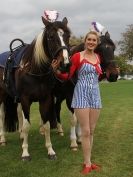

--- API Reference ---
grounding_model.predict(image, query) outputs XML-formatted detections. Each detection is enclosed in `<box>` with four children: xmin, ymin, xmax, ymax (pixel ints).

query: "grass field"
<box><xmin>0</xmin><ymin>80</ymin><xmax>133</xmax><ymax>177</ymax></box>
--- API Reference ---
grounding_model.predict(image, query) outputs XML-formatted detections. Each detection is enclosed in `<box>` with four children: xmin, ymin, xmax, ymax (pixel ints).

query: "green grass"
<box><xmin>0</xmin><ymin>80</ymin><xmax>133</xmax><ymax>177</ymax></box>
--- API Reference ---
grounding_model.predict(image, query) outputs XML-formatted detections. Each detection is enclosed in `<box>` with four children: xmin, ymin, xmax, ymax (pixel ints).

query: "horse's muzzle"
<box><xmin>107</xmin><ymin>73</ymin><xmax>118</xmax><ymax>82</ymax></box>
<box><xmin>59</xmin><ymin>62</ymin><xmax>71</xmax><ymax>73</ymax></box>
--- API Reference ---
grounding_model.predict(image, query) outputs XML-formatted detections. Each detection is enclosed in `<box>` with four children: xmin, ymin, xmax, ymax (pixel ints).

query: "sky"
<box><xmin>0</xmin><ymin>0</ymin><xmax>133</xmax><ymax>53</ymax></box>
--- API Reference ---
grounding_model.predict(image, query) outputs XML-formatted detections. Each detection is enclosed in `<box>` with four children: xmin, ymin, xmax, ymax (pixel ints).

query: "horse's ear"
<box><xmin>105</xmin><ymin>31</ymin><xmax>110</xmax><ymax>39</ymax></box>
<box><xmin>41</xmin><ymin>16</ymin><xmax>50</xmax><ymax>26</ymax></box>
<box><xmin>62</xmin><ymin>17</ymin><xmax>68</xmax><ymax>26</ymax></box>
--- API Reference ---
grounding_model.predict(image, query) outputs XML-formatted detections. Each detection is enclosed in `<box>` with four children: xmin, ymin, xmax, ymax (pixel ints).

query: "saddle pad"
<box><xmin>0</xmin><ymin>46</ymin><xmax>27</xmax><ymax>68</ymax></box>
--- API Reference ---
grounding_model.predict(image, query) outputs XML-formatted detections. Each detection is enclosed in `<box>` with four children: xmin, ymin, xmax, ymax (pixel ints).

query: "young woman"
<box><xmin>52</xmin><ymin>31</ymin><xmax>102</xmax><ymax>175</ymax></box>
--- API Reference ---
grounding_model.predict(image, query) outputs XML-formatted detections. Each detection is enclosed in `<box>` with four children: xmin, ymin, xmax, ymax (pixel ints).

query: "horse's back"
<box><xmin>0</xmin><ymin>46</ymin><xmax>27</xmax><ymax>69</ymax></box>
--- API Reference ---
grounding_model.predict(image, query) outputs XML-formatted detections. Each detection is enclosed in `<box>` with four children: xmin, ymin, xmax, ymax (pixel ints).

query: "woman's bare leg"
<box><xmin>75</xmin><ymin>108</ymin><xmax>91</xmax><ymax>166</ymax></box>
<box><xmin>89</xmin><ymin>108</ymin><xmax>100</xmax><ymax>156</ymax></box>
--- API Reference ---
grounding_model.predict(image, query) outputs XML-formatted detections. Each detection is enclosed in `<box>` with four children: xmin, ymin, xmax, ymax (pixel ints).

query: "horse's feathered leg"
<box><xmin>55</xmin><ymin>98</ymin><xmax>64</xmax><ymax>136</ymax></box>
<box><xmin>39</xmin><ymin>118</ymin><xmax>45</xmax><ymax>135</ymax></box>
<box><xmin>17</xmin><ymin>103</ymin><xmax>24</xmax><ymax>139</ymax></box>
<box><xmin>39</xmin><ymin>98</ymin><xmax>56</xmax><ymax>160</ymax></box>
<box><xmin>21</xmin><ymin>115</ymin><xmax>30</xmax><ymax>161</ymax></box>
<box><xmin>70</xmin><ymin>113</ymin><xmax>78</xmax><ymax>151</ymax></box>
<box><xmin>57</xmin><ymin>122</ymin><xmax>64</xmax><ymax>136</ymax></box>
<box><xmin>21</xmin><ymin>99</ymin><xmax>31</xmax><ymax>161</ymax></box>
<box><xmin>43</xmin><ymin>121</ymin><xmax>56</xmax><ymax>159</ymax></box>
<box><xmin>0</xmin><ymin>103</ymin><xmax>6</xmax><ymax>146</ymax></box>
<box><xmin>65</xmin><ymin>95</ymin><xmax>78</xmax><ymax>150</ymax></box>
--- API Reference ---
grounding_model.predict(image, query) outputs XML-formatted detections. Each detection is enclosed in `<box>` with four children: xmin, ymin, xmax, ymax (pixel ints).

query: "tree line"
<box><xmin>70</xmin><ymin>25</ymin><xmax>133</xmax><ymax>76</ymax></box>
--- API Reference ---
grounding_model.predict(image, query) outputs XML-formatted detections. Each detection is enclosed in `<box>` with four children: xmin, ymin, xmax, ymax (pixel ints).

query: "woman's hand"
<box><xmin>51</xmin><ymin>59</ymin><xmax>61</xmax><ymax>74</ymax></box>
<box><xmin>51</xmin><ymin>59</ymin><xmax>59</xmax><ymax>71</ymax></box>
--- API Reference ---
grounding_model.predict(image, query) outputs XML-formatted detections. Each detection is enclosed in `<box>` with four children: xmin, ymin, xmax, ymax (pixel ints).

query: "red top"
<box><xmin>57</xmin><ymin>52</ymin><xmax>102</xmax><ymax>80</ymax></box>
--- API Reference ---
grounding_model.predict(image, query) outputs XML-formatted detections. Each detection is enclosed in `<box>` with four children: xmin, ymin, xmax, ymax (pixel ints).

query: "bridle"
<box><xmin>44</xmin><ymin>29</ymin><xmax>69</xmax><ymax>60</ymax></box>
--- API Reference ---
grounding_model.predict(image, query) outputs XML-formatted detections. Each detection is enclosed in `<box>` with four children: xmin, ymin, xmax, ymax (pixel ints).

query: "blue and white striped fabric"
<box><xmin>71</xmin><ymin>62</ymin><xmax>102</xmax><ymax>109</ymax></box>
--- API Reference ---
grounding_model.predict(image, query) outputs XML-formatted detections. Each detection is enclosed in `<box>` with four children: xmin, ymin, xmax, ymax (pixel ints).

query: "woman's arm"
<box><xmin>55</xmin><ymin>53</ymin><xmax>80</xmax><ymax>80</ymax></box>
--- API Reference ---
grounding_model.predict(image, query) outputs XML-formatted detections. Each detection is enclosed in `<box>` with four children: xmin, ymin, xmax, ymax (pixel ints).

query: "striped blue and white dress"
<box><xmin>71</xmin><ymin>60</ymin><xmax>102</xmax><ymax>109</ymax></box>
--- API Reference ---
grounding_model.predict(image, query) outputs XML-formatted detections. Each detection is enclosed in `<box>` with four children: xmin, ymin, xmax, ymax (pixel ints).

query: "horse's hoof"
<box><xmin>48</xmin><ymin>154</ymin><xmax>57</xmax><ymax>160</ymax></box>
<box><xmin>40</xmin><ymin>131</ymin><xmax>45</xmax><ymax>136</ymax></box>
<box><xmin>70</xmin><ymin>146</ymin><xmax>78</xmax><ymax>151</ymax></box>
<box><xmin>0</xmin><ymin>142</ymin><xmax>6</xmax><ymax>146</ymax></box>
<box><xmin>58</xmin><ymin>132</ymin><xmax>64</xmax><ymax>136</ymax></box>
<box><xmin>21</xmin><ymin>156</ymin><xmax>31</xmax><ymax>161</ymax></box>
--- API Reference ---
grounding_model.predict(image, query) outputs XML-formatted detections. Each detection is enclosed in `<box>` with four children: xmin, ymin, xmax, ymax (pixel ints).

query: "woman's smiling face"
<box><xmin>85</xmin><ymin>33</ymin><xmax>98</xmax><ymax>51</ymax></box>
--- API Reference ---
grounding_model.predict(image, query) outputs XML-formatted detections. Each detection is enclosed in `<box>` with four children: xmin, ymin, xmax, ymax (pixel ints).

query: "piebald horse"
<box><xmin>0</xmin><ymin>16</ymin><xmax>71</xmax><ymax>160</ymax></box>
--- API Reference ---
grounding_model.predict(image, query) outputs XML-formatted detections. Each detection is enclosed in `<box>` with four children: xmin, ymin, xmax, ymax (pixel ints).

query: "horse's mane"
<box><xmin>34</xmin><ymin>31</ymin><xmax>48</xmax><ymax>65</ymax></box>
<box><xmin>21</xmin><ymin>31</ymin><xmax>48</xmax><ymax>68</ymax></box>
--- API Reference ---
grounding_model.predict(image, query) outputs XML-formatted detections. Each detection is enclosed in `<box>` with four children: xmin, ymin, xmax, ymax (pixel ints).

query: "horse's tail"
<box><xmin>4</xmin><ymin>95</ymin><xmax>18</xmax><ymax>132</ymax></box>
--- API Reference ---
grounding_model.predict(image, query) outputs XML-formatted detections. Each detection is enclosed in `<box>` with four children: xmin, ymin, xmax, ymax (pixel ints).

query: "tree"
<box><xmin>115</xmin><ymin>55</ymin><xmax>133</xmax><ymax>75</ymax></box>
<box><xmin>115</xmin><ymin>55</ymin><xmax>127</xmax><ymax>75</ymax></box>
<box><xmin>119</xmin><ymin>24</ymin><xmax>133</xmax><ymax>60</ymax></box>
<box><xmin>70</xmin><ymin>35</ymin><xmax>83</xmax><ymax>46</ymax></box>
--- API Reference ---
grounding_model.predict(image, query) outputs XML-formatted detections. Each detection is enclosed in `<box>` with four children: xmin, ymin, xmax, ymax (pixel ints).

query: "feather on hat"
<box><xmin>91</xmin><ymin>22</ymin><xmax>105</xmax><ymax>34</ymax></box>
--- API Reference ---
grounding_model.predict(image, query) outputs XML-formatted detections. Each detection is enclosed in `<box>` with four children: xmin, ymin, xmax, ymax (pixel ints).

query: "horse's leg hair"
<box><xmin>39</xmin><ymin>98</ymin><xmax>56</xmax><ymax>159</ymax></box>
<box><xmin>21</xmin><ymin>99</ymin><xmax>31</xmax><ymax>160</ymax></box>
<box><xmin>0</xmin><ymin>103</ymin><xmax>6</xmax><ymax>145</ymax></box>
<box><xmin>21</xmin><ymin>112</ymin><xmax>30</xmax><ymax>159</ymax></box>
<box><xmin>39</xmin><ymin>117</ymin><xmax>45</xmax><ymax>135</ymax></box>
<box><xmin>43</xmin><ymin>121</ymin><xmax>56</xmax><ymax>156</ymax></box>
<box><xmin>55</xmin><ymin>97</ymin><xmax>64</xmax><ymax>136</ymax></box>
<box><xmin>70</xmin><ymin>112</ymin><xmax>78</xmax><ymax>150</ymax></box>
<box><xmin>17</xmin><ymin>103</ymin><xmax>24</xmax><ymax>139</ymax></box>
<box><xmin>66</xmin><ymin>96</ymin><xmax>78</xmax><ymax>150</ymax></box>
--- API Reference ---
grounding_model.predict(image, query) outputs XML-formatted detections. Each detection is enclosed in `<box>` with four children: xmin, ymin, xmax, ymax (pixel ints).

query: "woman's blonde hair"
<box><xmin>84</xmin><ymin>31</ymin><xmax>100</xmax><ymax>44</ymax></box>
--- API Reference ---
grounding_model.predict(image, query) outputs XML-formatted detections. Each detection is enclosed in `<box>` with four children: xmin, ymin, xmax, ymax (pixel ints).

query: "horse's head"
<box><xmin>95</xmin><ymin>32</ymin><xmax>119</xmax><ymax>82</ymax></box>
<box><xmin>42</xmin><ymin>16</ymin><xmax>71</xmax><ymax>71</ymax></box>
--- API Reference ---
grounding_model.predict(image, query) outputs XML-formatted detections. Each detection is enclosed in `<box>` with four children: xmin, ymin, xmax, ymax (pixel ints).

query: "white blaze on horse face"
<box><xmin>57</xmin><ymin>29</ymin><xmax>69</xmax><ymax>64</ymax></box>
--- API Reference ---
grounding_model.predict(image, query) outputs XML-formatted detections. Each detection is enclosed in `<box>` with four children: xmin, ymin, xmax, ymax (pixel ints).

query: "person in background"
<box><xmin>52</xmin><ymin>30</ymin><xmax>102</xmax><ymax>175</ymax></box>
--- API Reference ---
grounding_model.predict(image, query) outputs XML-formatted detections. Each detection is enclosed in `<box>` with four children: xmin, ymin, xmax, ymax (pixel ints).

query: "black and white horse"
<box><xmin>0</xmin><ymin>16</ymin><xmax>71</xmax><ymax>160</ymax></box>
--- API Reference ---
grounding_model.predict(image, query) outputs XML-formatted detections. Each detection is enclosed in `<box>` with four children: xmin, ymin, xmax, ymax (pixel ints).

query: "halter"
<box><xmin>44</xmin><ymin>28</ymin><xmax>69</xmax><ymax>60</ymax></box>
<box><xmin>53</xmin><ymin>46</ymin><xmax>69</xmax><ymax>58</ymax></box>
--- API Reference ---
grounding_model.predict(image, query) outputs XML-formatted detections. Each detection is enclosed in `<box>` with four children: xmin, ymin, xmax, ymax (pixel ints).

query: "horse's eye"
<box><xmin>60</xmin><ymin>31</ymin><xmax>64</xmax><ymax>36</ymax></box>
<box><xmin>58</xmin><ymin>29</ymin><xmax>64</xmax><ymax>36</ymax></box>
<box><xmin>105</xmin><ymin>44</ymin><xmax>109</xmax><ymax>48</ymax></box>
